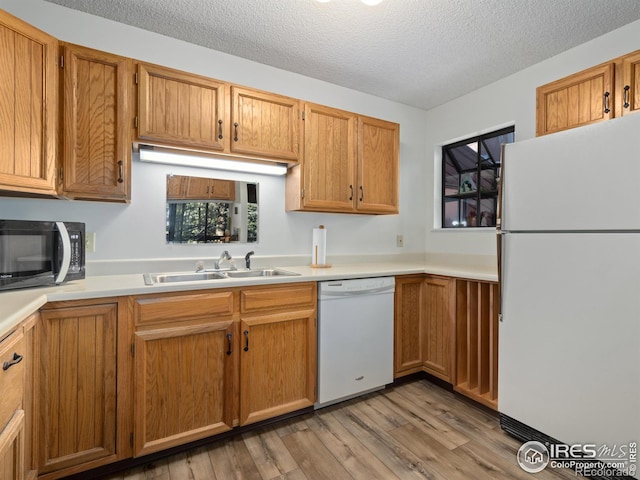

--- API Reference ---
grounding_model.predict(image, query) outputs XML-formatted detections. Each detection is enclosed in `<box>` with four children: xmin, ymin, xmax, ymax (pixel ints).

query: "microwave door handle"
<box><xmin>55</xmin><ymin>222</ymin><xmax>71</xmax><ymax>284</ymax></box>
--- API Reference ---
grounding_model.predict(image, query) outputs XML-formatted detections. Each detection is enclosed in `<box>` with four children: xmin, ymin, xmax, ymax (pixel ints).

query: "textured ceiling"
<box><xmin>43</xmin><ymin>0</ymin><xmax>640</xmax><ymax>110</ymax></box>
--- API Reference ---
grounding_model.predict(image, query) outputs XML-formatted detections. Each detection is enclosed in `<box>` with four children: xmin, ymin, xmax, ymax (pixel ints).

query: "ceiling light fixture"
<box><xmin>138</xmin><ymin>147</ymin><xmax>289</xmax><ymax>176</ymax></box>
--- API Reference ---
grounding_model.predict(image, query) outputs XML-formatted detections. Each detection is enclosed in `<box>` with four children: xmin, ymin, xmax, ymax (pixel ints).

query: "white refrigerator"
<box><xmin>499</xmin><ymin>113</ymin><xmax>640</xmax><ymax>477</ymax></box>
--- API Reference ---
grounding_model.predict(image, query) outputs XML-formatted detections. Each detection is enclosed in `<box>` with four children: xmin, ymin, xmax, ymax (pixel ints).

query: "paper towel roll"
<box><xmin>312</xmin><ymin>225</ymin><xmax>327</xmax><ymax>266</ymax></box>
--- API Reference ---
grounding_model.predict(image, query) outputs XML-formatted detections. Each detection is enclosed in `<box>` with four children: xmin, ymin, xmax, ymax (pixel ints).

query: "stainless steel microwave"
<box><xmin>0</xmin><ymin>220</ymin><xmax>85</xmax><ymax>291</ymax></box>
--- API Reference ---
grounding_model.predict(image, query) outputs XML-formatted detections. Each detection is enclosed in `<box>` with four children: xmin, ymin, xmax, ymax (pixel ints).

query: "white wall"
<box><xmin>423</xmin><ymin>18</ymin><xmax>640</xmax><ymax>256</ymax></box>
<box><xmin>0</xmin><ymin>0</ymin><xmax>428</xmax><ymax>269</ymax></box>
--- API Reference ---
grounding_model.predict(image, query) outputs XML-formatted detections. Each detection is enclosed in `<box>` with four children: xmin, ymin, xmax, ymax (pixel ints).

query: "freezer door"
<box><xmin>502</xmin><ymin>114</ymin><xmax>640</xmax><ymax>231</ymax></box>
<box><xmin>499</xmin><ymin>232</ymin><xmax>640</xmax><ymax>449</ymax></box>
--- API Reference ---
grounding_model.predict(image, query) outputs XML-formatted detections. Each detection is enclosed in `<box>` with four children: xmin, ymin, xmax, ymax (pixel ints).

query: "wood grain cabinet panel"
<box><xmin>0</xmin><ymin>9</ymin><xmax>57</xmax><ymax>196</ymax></box>
<box><xmin>394</xmin><ymin>275</ymin><xmax>424</xmax><ymax>377</ymax></box>
<box><xmin>537</xmin><ymin>62</ymin><xmax>615</xmax><ymax>136</ymax></box>
<box><xmin>356</xmin><ymin>115</ymin><xmax>399</xmax><ymax>214</ymax></box>
<box><xmin>286</xmin><ymin>105</ymin><xmax>399</xmax><ymax>214</ymax></box>
<box><xmin>37</xmin><ymin>303</ymin><xmax>118</xmax><ymax>476</ymax></box>
<box><xmin>422</xmin><ymin>276</ymin><xmax>455</xmax><ymax>382</ymax></box>
<box><xmin>230</xmin><ymin>86</ymin><xmax>301</xmax><ymax>161</ymax></box>
<box><xmin>239</xmin><ymin>283</ymin><xmax>317</xmax><ymax>426</ymax></box>
<box><xmin>130</xmin><ymin>290</ymin><xmax>238</xmax><ymax>457</ymax></box>
<box><xmin>620</xmin><ymin>50</ymin><xmax>640</xmax><ymax>116</ymax></box>
<box><xmin>0</xmin><ymin>411</ymin><xmax>25</xmax><ymax>480</ymax></box>
<box><xmin>291</xmin><ymin>103</ymin><xmax>357</xmax><ymax>212</ymax></box>
<box><xmin>60</xmin><ymin>43</ymin><xmax>132</xmax><ymax>202</ymax></box>
<box><xmin>137</xmin><ymin>63</ymin><xmax>226</xmax><ymax>151</ymax></box>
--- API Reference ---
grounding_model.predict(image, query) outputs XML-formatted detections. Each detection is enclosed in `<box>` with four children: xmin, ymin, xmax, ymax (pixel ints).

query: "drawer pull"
<box><xmin>3</xmin><ymin>352</ymin><xmax>23</xmax><ymax>371</ymax></box>
<box><xmin>623</xmin><ymin>85</ymin><xmax>630</xmax><ymax>109</ymax></box>
<box><xmin>226</xmin><ymin>333</ymin><xmax>232</xmax><ymax>356</ymax></box>
<box><xmin>243</xmin><ymin>330</ymin><xmax>249</xmax><ymax>352</ymax></box>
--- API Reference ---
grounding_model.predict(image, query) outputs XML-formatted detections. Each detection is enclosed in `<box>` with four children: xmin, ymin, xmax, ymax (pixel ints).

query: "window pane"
<box><xmin>479</xmin><ymin>199</ymin><xmax>497</xmax><ymax>227</ymax></box>
<box><xmin>443</xmin><ymin>198</ymin><xmax>461</xmax><ymax>227</ymax></box>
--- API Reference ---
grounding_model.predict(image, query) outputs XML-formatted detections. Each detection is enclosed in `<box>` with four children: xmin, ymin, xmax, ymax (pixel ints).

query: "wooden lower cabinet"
<box><xmin>130</xmin><ymin>290</ymin><xmax>238</xmax><ymax>457</ymax></box>
<box><xmin>239</xmin><ymin>283</ymin><xmax>317</xmax><ymax>426</ymax></box>
<box><xmin>134</xmin><ymin>291</ymin><xmax>238</xmax><ymax>456</ymax></box>
<box><xmin>394</xmin><ymin>275</ymin><xmax>454</xmax><ymax>382</ymax></box>
<box><xmin>394</xmin><ymin>275</ymin><xmax>424</xmax><ymax>376</ymax></box>
<box><xmin>422</xmin><ymin>276</ymin><xmax>455</xmax><ymax>382</ymax></box>
<box><xmin>37</xmin><ymin>300</ymin><xmax>123</xmax><ymax>479</ymax></box>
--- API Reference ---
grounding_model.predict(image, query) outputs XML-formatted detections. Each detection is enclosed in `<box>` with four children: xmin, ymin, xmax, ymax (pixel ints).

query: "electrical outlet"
<box><xmin>85</xmin><ymin>232</ymin><xmax>96</xmax><ymax>253</ymax></box>
<box><xmin>396</xmin><ymin>234</ymin><xmax>404</xmax><ymax>247</ymax></box>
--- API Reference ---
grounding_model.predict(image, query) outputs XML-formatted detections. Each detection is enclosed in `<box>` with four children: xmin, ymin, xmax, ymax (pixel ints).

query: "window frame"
<box><xmin>441</xmin><ymin>126</ymin><xmax>514</xmax><ymax>229</ymax></box>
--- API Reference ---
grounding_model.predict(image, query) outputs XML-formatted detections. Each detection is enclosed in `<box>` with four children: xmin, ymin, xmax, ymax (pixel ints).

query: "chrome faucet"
<box><xmin>244</xmin><ymin>251</ymin><xmax>255</xmax><ymax>269</ymax></box>
<box><xmin>214</xmin><ymin>250</ymin><xmax>236</xmax><ymax>270</ymax></box>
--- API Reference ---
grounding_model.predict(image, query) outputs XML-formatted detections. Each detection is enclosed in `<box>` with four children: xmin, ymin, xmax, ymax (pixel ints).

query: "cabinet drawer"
<box><xmin>241</xmin><ymin>283</ymin><xmax>316</xmax><ymax>313</ymax></box>
<box><xmin>135</xmin><ymin>290</ymin><xmax>237</xmax><ymax>325</ymax></box>
<box><xmin>0</xmin><ymin>330</ymin><xmax>25</xmax><ymax>429</ymax></box>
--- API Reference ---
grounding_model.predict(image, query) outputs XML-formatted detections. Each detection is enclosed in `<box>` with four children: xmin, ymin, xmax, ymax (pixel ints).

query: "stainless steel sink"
<box><xmin>143</xmin><ymin>271</ymin><xmax>227</xmax><ymax>285</ymax></box>
<box><xmin>225</xmin><ymin>268</ymin><xmax>300</xmax><ymax>278</ymax></box>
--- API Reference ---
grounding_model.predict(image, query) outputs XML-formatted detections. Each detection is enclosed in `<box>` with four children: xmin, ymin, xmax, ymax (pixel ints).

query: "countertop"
<box><xmin>0</xmin><ymin>258</ymin><xmax>498</xmax><ymax>338</ymax></box>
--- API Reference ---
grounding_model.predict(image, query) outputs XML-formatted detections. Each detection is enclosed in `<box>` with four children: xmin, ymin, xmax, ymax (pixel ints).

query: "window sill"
<box><xmin>432</xmin><ymin>227</ymin><xmax>497</xmax><ymax>233</ymax></box>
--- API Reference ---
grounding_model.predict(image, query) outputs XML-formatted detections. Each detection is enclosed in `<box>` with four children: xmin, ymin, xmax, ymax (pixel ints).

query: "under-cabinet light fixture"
<box><xmin>138</xmin><ymin>147</ymin><xmax>289</xmax><ymax>176</ymax></box>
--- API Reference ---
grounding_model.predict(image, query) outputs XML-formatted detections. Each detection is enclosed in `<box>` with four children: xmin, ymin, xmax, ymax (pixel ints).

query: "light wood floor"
<box><xmin>104</xmin><ymin>379</ymin><xmax>575</xmax><ymax>480</ymax></box>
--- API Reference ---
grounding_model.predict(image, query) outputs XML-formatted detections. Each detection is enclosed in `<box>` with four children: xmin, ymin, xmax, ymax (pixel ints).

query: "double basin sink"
<box><xmin>143</xmin><ymin>268</ymin><xmax>300</xmax><ymax>285</ymax></box>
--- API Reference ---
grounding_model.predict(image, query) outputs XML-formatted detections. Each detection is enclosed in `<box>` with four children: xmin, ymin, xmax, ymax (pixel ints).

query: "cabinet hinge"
<box><xmin>301</xmin><ymin>110</ymin><xmax>305</xmax><ymax>121</ymax></box>
<box><xmin>130</xmin><ymin>432</ymin><xmax>134</xmax><ymax>448</ymax></box>
<box><xmin>59</xmin><ymin>55</ymin><xmax>64</xmax><ymax>68</ymax></box>
<box><xmin>134</xmin><ymin>116</ymin><xmax>138</xmax><ymax>129</ymax></box>
<box><xmin>131</xmin><ymin>343</ymin><xmax>135</xmax><ymax>356</ymax></box>
<box><xmin>58</xmin><ymin>167</ymin><xmax>63</xmax><ymax>182</ymax></box>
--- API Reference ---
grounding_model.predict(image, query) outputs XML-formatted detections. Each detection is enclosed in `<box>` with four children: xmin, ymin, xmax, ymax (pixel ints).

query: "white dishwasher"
<box><xmin>316</xmin><ymin>276</ymin><xmax>395</xmax><ymax>409</ymax></box>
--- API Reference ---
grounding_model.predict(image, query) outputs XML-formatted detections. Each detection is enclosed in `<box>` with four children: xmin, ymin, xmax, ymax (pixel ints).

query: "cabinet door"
<box><xmin>38</xmin><ymin>304</ymin><xmax>118</xmax><ymax>475</ymax></box>
<box><xmin>423</xmin><ymin>276</ymin><xmax>455</xmax><ymax>382</ymax></box>
<box><xmin>621</xmin><ymin>50</ymin><xmax>640</xmax><ymax>117</ymax></box>
<box><xmin>394</xmin><ymin>275</ymin><xmax>424</xmax><ymax>378</ymax></box>
<box><xmin>536</xmin><ymin>62</ymin><xmax>615</xmax><ymax>136</ymax></box>
<box><xmin>356</xmin><ymin>116</ymin><xmax>399</xmax><ymax>214</ymax></box>
<box><xmin>133</xmin><ymin>321</ymin><xmax>235</xmax><ymax>457</ymax></box>
<box><xmin>0</xmin><ymin>10</ymin><xmax>57</xmax><ymax>196</ymax></box>
<box><xmin>61</xmin><ymin>43</ymin><xmax>131</xmax><ymax>201</ymax></box>
<box><xmin>300</xmin><ymin>103</ymin><xmax>357</xmax><ymax>212</ymax></box>
<box><xmin>239</xmin><ymin>309</ymin><xmax>316</xmax><ymax>426</ymax></box>
<box><xmin>137</xmin><ymin>63</ymin><xmax>226</xmax><ymax>151</ymax></box>
<box><xmin>0</xmin><ymin>411</ymin><xmax>25</xmax><ymax>480</ymax></box>
<box><xmin>231</xmin><ymin>86</ymin><xmax>300</xmax><ymax>161</ymax></box>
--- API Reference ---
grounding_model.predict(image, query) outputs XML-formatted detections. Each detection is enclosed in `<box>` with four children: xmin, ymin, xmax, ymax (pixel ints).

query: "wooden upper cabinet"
<box><xmin>60</xmin><ymin>43</ymin><xmax>132</xmax><ymax>202</ymax></box>
<box><xmin>537</xmin><ymin>62</ymin><xmax>615</xmax><ymax>136</ymax></box>
<box><xmin>230</xmin><ymin>86</ymin><xmax>301</xmax><ymax>161</ymax></box>
<box><xmin>136</xmin><ymin>63</ymin><xmax>226</xmax><ymax>151</ymax></box>
<box><xmin>286</xmin><ymin>105</ymin><xmax>399</xmax><ymax>215</ymax></box>
<box><xmin>298</xmin><ymin>103</ymin><xmax>357</xmax><ymax>212</ymax></box>
<box><xmin>620</xmin><ymin>50</ymin><xmax>640</xmax><ymax>116</ymax></box>
<box><xmin>0</xmin><ymin>9</ymin><xmax>57</xmax><ymax>196</ymax></box>
<box><xmin>184</xmin><ymin>176</ymin><xmax>235</xmax><ymax>201</ymax></box>
<box><xmin>357</xmin><ymin>115</ymin><xmax>399</xmax><ymax>214</ymax></box>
